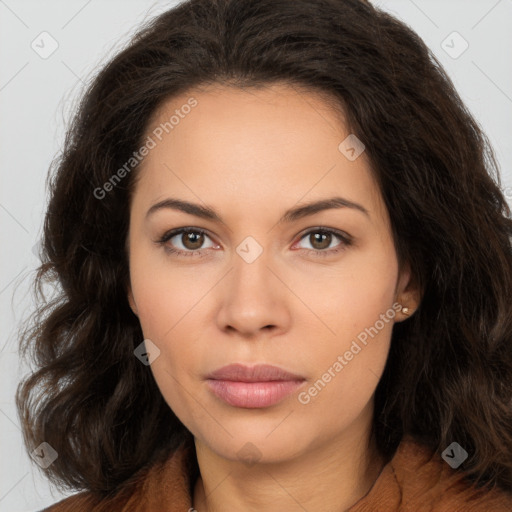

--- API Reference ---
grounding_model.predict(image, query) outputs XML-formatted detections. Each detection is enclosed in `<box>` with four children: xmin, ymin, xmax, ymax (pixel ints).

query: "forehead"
<box><xmin>132</xmin><ymin>82</ymin><xmax>386</xmax><ymax>224</ymax></box>
<box><xmin>148</xmin><ymin>82</ymin><xmax>347</xmax><ymax>133</ymax></box>
<box><xmin>142</xmin><ymin>82</ymin><xmax>350</xmax><ymax>169</ymax></box>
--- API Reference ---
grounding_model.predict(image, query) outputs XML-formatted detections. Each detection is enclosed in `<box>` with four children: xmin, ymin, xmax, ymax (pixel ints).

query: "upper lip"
<box><xmin>207</xmin><ymin>364</ymin><xmax>305</xmax><ymax>382</ymax></box>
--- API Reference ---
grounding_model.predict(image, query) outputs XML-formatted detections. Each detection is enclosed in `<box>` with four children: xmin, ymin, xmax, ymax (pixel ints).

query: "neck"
<box><xmin>192</xmin><ymin>406</ymin><xmax>385</xmax><ymax>512</ymax></box>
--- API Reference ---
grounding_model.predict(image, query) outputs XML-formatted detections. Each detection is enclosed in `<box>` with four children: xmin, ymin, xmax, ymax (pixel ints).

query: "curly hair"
<box><xmin>16</xmin><ymin>0</ymin><xmax>512</xmax><ymax>498</ymax></box>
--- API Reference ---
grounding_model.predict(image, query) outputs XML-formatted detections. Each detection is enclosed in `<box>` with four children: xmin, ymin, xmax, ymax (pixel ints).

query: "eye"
<box><xmin>293</xmin><ymin>228</ymin><xmax>352</xmax><ymax>257</ymax></box>
<box><xmin>156</xmin><ymin>226</ymin><xmax>353</xmax><ymax>259</ymax></box>
<box><xmin>156</xmin><ymin>227</ymin><xmax>219</xmax><ymax>257</ymax></box>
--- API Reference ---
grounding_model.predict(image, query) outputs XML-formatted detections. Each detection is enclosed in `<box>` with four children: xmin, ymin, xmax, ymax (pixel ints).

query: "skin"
<box><xmin>127</xmin><ymin>83</ymin><xmax>420</xmax><ymax>512</ymax></box>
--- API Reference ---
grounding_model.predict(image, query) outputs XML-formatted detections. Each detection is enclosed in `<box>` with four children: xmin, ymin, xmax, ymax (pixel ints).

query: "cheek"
<box><xmin>294</xmin><ymin>251</ymin><xmax>398</xmax><ymax>409</ymax></box>
<box><xmin>131</xmin><ymin>274</ymin><xmax>202</xmax><ymax>421</ymax></box>
<box><xmin>128</xmin><ymin>256</ymin><xmax>208</xmax><ymax>378</ymax></box>
<box><xmin>129</xmin><ymin>247</ymin><xmax>202</xmax><ymax>339</ymax></box>
<box><xmin>293</xmin><ymin>243</ymin><xmax>399</xmax><ymax>339</ymax></box>
<box><xmin>296</xmin><ymin>320</ymin><xmax>393</xmax><ymax>425</ymax></box>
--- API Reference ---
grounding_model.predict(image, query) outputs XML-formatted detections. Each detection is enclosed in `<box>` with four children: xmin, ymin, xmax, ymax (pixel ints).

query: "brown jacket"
<box><xmin>42</xmin><ymin>437</ymin><xmax>512</xmax><ymax>511</ymax></box>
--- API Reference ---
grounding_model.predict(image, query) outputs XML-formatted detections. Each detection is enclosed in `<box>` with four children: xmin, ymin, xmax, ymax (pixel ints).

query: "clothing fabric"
<box><xmin>42</xmin><ymin>436</ymin><xmax>512</xmax><ymax>511</ymax></box>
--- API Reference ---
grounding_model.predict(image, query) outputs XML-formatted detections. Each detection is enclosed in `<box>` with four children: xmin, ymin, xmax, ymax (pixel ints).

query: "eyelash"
<box><xmin>156</xmin><ymin>226</ymin><xmax>353</xmax><ymax>258</ymax></box>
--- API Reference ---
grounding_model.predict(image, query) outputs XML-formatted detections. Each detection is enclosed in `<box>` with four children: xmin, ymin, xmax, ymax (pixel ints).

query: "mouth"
<box><xmin>205</xmin><ymin>363</ymin><xmax>306</xmax><ymax>408</ymax></box>
<box><xmin>206</xmin><ymin>363</ymin><xmax>305</xmax><ymax>382</ymax></box>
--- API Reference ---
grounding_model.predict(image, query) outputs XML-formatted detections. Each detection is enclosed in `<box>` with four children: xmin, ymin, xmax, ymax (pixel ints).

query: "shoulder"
<box><xmin>38</xmin><ymin>439</ymin><xmax>196</xmax><ymax>511</ymax></box>
<box><xmin>351</xmin><ymin>436</ymin><xmax>512</xmax><ymax>511</ymax></box>
<box><xmin>39</xmin><ymin>479</ymin><xmax>148</xmax><ymax>511</ymax></box>
<box><xmin>38</xmin><ymin>459</ymin><xmax>154</xmax><ymax>511</ymax></box>
<box><xmin>38</xmin><ymin>471</ymin><xmax>150</xmax><ymax>512</ymax></box>
<box><xmin>39</xmin><ymin>491</ymin><xmax>101</xmax><ymax>511</ymax></box>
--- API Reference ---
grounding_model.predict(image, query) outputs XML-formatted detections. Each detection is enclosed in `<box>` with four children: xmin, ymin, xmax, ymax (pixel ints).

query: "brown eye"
<box><xmin>309</xmin><ymin>232</ymin><xmax>332</xmax><ymax>250</ymax></box>
<box><xmin>294</xmin><ymin>228</ymin><xmax>352</xmax><ymax>257</ymax></box>
<box><xmin>158</xmin><ymin>227</ymin><xmax>217</xmax><ymax>257</ymax></box>
<box><xmin>181</xmin><ymin>231</ymin><xmax>205</xmax><ymax>250</ymax></box>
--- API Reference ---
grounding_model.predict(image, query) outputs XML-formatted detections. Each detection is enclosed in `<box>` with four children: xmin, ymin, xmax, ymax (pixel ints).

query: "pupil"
<box><xmin>312</xmin><ymin>232</ymin><xmax>330</xmax><ymax>250</ymax></box>
<box><xmin>184</xmin><ymin>232</ymin><xmax>204</xmax><ymax>250</ymax></box>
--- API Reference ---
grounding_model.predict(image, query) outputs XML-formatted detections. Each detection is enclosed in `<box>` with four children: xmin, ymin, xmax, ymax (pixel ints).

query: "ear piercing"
<box><xmin>400</xmin><ymin>305</ymin><xmax>410</xmax><ymax>315</ymax></box>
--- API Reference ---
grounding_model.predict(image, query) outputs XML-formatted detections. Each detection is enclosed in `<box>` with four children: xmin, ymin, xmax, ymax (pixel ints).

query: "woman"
<box><xmin>17</xmin><ymin>0</ymin><xmax>512</xmax><ymax>510</ymax></box>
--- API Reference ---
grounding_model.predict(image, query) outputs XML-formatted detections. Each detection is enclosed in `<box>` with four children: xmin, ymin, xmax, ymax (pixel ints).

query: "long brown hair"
<box><xmin>16</xmin><ymin>0</ymin><xmax>512</xmax><ymax>497</ymax></box>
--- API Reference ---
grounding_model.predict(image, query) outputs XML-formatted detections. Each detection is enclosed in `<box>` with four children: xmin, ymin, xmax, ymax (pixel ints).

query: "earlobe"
<box><xmin>395</xmin><ymin>262</ymin><xmax>422</xmax><ymax>320</ymax></box>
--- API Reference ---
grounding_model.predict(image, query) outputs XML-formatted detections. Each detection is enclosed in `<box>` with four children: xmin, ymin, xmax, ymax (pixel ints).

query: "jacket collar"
<box><xmin>47</xmin><ymin>435</ymin><xmax>512</xmax><ymax>511</ymax></box>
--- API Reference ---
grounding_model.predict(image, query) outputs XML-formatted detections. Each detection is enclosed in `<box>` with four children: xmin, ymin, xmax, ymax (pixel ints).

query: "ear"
<box><xmin>394</xmin><ymin>261</ymin><xmax>421</xmax><ymax>321</ymax></box>
<box><xmin>127</xmin><ymin>285</ymin><xmax>139</xmax><ymax>317</ymax></box>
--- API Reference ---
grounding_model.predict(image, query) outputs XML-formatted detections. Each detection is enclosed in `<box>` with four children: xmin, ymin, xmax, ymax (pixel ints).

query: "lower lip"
<box><xmin>206</xmin><ymin>379</ymin><xmax>305</xmax><ymax>408</ymax></box>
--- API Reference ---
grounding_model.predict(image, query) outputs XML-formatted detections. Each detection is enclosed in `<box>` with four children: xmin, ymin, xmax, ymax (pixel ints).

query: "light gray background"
<box><xmin>1</xmin><ymin>0</ymin><xmax>511</xmax><ymax>510</ymax></box>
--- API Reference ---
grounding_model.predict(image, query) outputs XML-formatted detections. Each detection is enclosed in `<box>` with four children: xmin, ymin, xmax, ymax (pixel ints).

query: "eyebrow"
<box><xmin>145</xmin><ymin>196</ymin><xmax>370</xmax><ymax>223</ymax></box>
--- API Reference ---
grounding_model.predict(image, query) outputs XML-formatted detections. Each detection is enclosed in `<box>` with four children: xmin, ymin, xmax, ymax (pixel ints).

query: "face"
<box><xmin>127</xmin><ymin>83</ymin><xmax>419</xmax><ymax>464</ymax></box>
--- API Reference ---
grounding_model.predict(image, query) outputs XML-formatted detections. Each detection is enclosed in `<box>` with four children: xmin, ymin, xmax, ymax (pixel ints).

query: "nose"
<box><xmin>215</xmin><ymin>245</ymin><xmax>292</xmax><ymax>337</ymax></box>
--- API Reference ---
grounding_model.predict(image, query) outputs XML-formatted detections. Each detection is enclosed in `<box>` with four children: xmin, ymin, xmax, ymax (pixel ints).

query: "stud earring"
<box><xmin>401</xmin><ymin>305</ymin><xmax>410</xmax><ymax>315</ymax></box>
